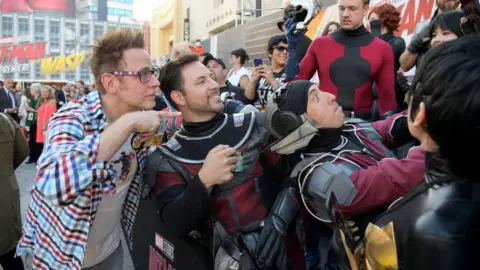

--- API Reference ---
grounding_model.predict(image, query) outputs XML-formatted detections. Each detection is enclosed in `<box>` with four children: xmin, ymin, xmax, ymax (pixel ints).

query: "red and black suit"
<box><xmin>137</xmin><ymin>113</ymin><xmax>305</xmax><ymax>270</ymax></box>
<box><xmin>287</xmin><ymin>26</ymin><xmax>397</xmax><ymax>120</ymax></box>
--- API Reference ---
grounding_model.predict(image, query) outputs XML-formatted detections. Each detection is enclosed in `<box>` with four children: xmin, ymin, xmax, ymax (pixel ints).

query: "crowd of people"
<box><xmin>1</xmin><ymin>0</ymin><xmax>479</xmax><ymax>269</ymax></box>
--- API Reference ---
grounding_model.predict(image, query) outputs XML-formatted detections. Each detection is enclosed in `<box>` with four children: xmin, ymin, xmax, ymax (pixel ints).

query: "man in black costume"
<box><xmin>335</xmin><ymin>34</ymin><xmax>480</xmax><ymax>270</ymax></box>
<box><xmin>140</xmin><ymin>53</ymin><xmax>305</xmax><ymax>270</ymax></box>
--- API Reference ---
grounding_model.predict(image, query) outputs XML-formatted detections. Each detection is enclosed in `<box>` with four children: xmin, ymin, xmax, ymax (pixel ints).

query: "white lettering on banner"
<box><xmin>0</xmin><ymin>63</ymin><xmax>30</xmax><ymax>74</ymax></box>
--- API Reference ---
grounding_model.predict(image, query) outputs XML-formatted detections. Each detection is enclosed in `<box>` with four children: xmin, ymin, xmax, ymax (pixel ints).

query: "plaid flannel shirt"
<box><xmin>17</xmin><ymin>91</ymin><xmax>153</xmax><ymax>270</ymax></box>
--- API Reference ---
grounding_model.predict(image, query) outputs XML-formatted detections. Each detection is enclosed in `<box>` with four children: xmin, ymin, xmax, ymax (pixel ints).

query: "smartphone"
<box><xmin>253</xmin><ymin>58</ymin><xmax>263</xmax><ymax>67</ymax></box>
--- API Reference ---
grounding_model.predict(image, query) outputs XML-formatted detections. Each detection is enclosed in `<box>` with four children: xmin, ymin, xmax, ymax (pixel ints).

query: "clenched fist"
<box><xmin>198</xmin><ymin>145</ymin><xmax>238</xmax><ymax>191</ymax></box>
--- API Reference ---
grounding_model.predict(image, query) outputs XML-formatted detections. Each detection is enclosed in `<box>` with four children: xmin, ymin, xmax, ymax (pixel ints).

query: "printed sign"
<box><xmin>0</xmin><ymin>40</ymin><xmax>86</xmax><ymax>75</ymax></box>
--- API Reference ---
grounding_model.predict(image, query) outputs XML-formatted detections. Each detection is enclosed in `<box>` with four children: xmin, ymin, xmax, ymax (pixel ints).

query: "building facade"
<box><xmin>0</xmin><ymin>12</ymin><xmax>142</xmax><ymax>84</ymax></box>
<box><xmin>76</xmin><ymin>0</ymin><xmax>135</xmax><ymax>23</ymax></box>
<box><xmin>150</xmin><ymin>0</ymin><xmax>183</xmax><ymax>60</ymax></box>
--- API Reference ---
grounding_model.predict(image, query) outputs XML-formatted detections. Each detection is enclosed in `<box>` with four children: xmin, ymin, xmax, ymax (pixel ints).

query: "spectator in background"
<box><xmin>76</xmin><ymin>80</ymin><xmax>88</xmax><ymax>95</ymax></box>
<box><xmin>171</xmin><ymin>41</ymin><xmax>194</xmax><ymax>61</ymax></box>
<box><xmin>55</xmin><ymin>82</ymin><xmax>69</xmax><ymax>109</ymax></box>
<box><xmin>368</xmin><ymin>3</ymin><xmax>407</xmax><ymax>109</ymax></box>
<box><xmin>429</xmin><ymin>11</ymin><xmax>466</xmax><ymax>48</ymax></box>
<box><xmin>25</xmin><ymin>83</ymin><xmax>43</xmax><ymax>164</ymax></box>
<box><xmin>13</xmin><ymin>81</ymin><xmax>22</xmax><ymax>109</ymax></box>
<box><xmin>203</xmin><ymin>54</ymin><xmax>251</xmax><ymax>104</ymax></box>
<box><xmin>321</xmin><ymin>21</ymin><xmax>341</xmax><ymax>36</ymax></box>
<box><xmin>399</xmin><ymin>0</ymin><xmax>459</xmax><ymax>72</ymax></box>
<box><xmin>245</xmin><ymin>35</ymin><xmax>288</xmax><ymax>109</ymax></box>
<box><xmin>285</xmin><ymin>0</ymin><xmax>396</xmax><ymax>120</ymax></box>
<box><xmin>36</xmin><ymin>85</ymin><xmax>57</xmax><ymax>145</ymax></box>
<box><xmin>227</xmin><ymin>48</ymin><xmax>251</xmax><ymax>89</ymax></box>
<box><xmin>0</xmin><ymin>112</ymin><xmax>29</xmax><ymax>270</ymax></box>
<box><xmin>88</xmin><ymin>85</ymin><xmax>95</xmax><ymax>93</ymax></box>
<box><xmin>16</xmin><ymin>82</ymin><xmax>29</xmax><ymax>137</ymax></box>
<box><xmin>68</xmin><ymin>85</ymin><xmax>79</xmax><ymax>101</ymax></box>
<box><xmin>1</xmin><ymin>78</ymin><xmax>19</xmax><ymax>122</ymax></box>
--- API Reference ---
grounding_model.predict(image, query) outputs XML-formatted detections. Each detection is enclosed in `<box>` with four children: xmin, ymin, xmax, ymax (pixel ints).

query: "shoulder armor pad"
<box><xmin>308</xmin><ymin>162</ymin><xmax>357</xmax><ymax>207</ymax></box>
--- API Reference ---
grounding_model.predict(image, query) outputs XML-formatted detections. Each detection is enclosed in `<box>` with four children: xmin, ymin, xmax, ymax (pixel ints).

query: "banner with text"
<box><xmin>0</xmin><ymin>41</ymin><xmax>86</xmax><ymax>76</ymax></box>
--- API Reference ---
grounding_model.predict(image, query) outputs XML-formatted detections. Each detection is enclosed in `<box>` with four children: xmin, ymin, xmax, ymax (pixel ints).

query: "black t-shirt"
<box><xmin>254</xmin><ymin>68</ymin><xmax>286</xmax><ymax>108</ymax></box>
<box><xmin>153</xmin><ymin>94</ymin><xmax>168</xmax><ymax>111</ymax></box>
<box><xmin>220</xmin><ymin>82</ymin><xmax>252</xmax><ymax>104</ymax></box>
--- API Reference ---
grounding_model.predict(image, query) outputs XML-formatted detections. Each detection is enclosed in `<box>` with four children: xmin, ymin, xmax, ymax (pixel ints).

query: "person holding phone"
<box><xmin>245</xmin><ymin>35</ymin><xmax>288</xmax><ymax>110</ymax></box>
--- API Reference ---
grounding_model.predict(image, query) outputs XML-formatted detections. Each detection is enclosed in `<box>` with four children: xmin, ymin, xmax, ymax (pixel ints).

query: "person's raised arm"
<box><xmin>400</xmin><ymin>26</ymin><xmax>430</xmax><ymax>72</ymax></box>
<box><xmin>36</xmin><ymin>108</ymin><xmax>179</xmax><ymax>206</ymax></box>
<box><xmin>285</xmin><ymin>19</ymin><xmax>318</xmax><ymax>81</ymax></box>
<box><xmin>340</xmin><ymin>146</ymin><xmax>425</xmax><ymax>216</ymax></box>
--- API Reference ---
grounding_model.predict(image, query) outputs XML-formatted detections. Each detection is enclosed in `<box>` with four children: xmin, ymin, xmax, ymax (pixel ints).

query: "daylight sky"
<box><xmin>134</xmin><ymin>0</ymin><xmax>167</xmax><ymax>21</ymax></box>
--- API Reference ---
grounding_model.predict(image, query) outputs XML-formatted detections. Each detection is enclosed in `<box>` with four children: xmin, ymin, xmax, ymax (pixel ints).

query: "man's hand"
<box><xmin>407</xmin><ymin>26</ymin><xmax>430</xmax><ymax>54</ymax></box>
<box><xmin>256</xmin><ymin>215</ymin><xmax>288</xmax><ymax>269</ymax></box>
<box><xmin>198</xmin><ymin>145</ymin><xmax>238</xmax><ymax>190</ymax></box>
<box><xmin>461</xmin><ymin>14</ymin><xmax>480</xmax><ymax>35</ymax></box>
<box><xmin>5</xmin><ymin>108</ymin><xmax>16</xmax><ymax>113</ymax></box>
<box><xmin>285</xmin><ymin>17</ymin><xmax>304</xmax><ymax>50</ymax></box>
<box><xmin>128</xmin><ymin>110</ymin><xmax>181</xmax><ymax>133</ymax></box>
<box><xmin>128</xmin><ymin>110</ymin><xmax>181</xmax><ymax>143</ymax></box>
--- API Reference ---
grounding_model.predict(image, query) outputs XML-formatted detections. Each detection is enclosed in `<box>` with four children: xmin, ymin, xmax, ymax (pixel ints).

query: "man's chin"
<box><xmin>141</xmin><ymin>100</ymin><xmax>156</xmax><ymax>110</ymax></box>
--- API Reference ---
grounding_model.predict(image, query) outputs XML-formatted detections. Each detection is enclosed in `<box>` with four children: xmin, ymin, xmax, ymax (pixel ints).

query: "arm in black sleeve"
<box><xmin>155</xmin><ymin>171</ymin><xmax>216</xmax><ymax>237</ymax></box>
<box><xmin>391</xmin><ymin>37</ymin><xmax>406</xmax><ymax>64</ymax></box>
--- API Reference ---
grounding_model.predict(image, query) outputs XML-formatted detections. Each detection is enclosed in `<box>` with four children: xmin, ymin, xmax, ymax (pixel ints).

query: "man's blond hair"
<box><xmin>89</xmin><ymin>28</ymin><xmax>145</xmax><ymax>94</ymax></box>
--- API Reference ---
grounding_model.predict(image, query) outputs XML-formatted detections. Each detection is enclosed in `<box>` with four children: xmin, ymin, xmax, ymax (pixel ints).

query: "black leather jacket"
<box><xmin>373</xmin><ymin>153</ymin><xmax>480</xmax><ymax>270</ymax></box>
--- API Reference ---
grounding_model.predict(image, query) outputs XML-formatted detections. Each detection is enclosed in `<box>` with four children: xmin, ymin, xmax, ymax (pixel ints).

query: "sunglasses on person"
<box><xmin>273</xmin><ymin>45</ymin><xmax>288</xmax><ymax>52</ymax></box>
<box><xmin>107</xmin><ymin>66</ymin><xmax>160</xmax><ymax>83</ymax></box>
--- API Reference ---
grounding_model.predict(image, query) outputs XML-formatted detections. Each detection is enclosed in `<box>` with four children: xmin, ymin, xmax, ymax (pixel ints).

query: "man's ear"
<box><xmin>100</xmin><ymin>74</ymin><xmax>117</xmax><ymax>94</ymax></box>
<box><xmin>412</xmin><ymin>102</ymin><xmax>439</xmax><ymax>151</ymax></box>
<box><xmin>222</xmin><ymin>68</ymin><xmax>228</xmax><ymax>77</ymax></box>
<box><xmin>171</xmin><ymin>90</ymin><xmax>186</xmax><ymax>107</ymax></box>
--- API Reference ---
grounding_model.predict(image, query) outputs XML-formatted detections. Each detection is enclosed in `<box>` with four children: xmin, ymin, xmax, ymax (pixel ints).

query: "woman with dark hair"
<box><xmin>228</xmin><ymin>48</ymin><xmax>251</xmax><ymax>89</ymax></box>
<box><xmin>321</xmin><ymin>21</ymin><xmax>340</xmax><ymax>36</ymax></box>
<box><xmin>429</xmin><ymin>11</ymin><xmax>466</xmax><ymax>48</ymax></box>
<box><xmin>368</xmin><ymin>3</ymin><xmax>407</xmax><ymax>109</ymax></box>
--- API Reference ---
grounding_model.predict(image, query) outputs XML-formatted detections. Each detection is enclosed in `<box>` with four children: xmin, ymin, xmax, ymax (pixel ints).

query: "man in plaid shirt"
<box><xmin>16</xmin><ymin>29</ymin><xmax>180</xmax><ymax>269</ymax></box>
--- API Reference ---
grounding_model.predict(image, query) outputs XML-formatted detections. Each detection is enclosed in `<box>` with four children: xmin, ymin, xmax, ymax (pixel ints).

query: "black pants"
<box><xmin>0</xmin><ymin>248</ymin><xmax>24</xmax><ymax>270</ymax></box>
<box><xmin>28</xmin><ymin>122</ymin><xmax>44</xmax><ymax>163</ymax></box>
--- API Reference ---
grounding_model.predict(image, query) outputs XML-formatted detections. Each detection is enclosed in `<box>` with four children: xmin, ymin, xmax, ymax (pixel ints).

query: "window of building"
<box><xmin>110</xmin><ymin>0</ymin><xmax>133</xmax><ymax>3</ymax></box>
<box><xmin>2</xmin><ymin>16</ymin><xmax>13</xmax><ymax>38</ymax></box>
<box><xmin>49</xmin><ymin>52</ymin><xmax>60</xmax><ymax>79</ymax></box>
<box><xmin>65</xmin><ymin>21</ymin><xmax>76</xmax><ymax>54</ymax></box>
<box><xmin>50</xmin><ymin>21</ymin><xmax>60</xmax><ymax>49</ymax></box>
<box><xmin>19</xmin><ymin>18</ymin><xmax>30</xmax><ymax>36</ymax></box>
<box><xmin>66</xmin><ymin>71</ymin><xmax>76</xmax><ymax>81</ymax></box>
<box><xmin>94</xmin><ymin>24</ymin><xmax>104</xmax><ymax>39</ymax></box>
<box><xmin>35</xmin><ymin>63</ymin><xmax>45</xmax><ymax>80</ymax></box>
<box><xmin>89</xmin><ymin>5</ymin><xmax>98</xmax><ymax>12</ymax></box>
<box><xmin>80</xmin><ymin>62</ymin><xmax>90</xmax><ymax>82</ymax></box>
<box><xmin>107</xmin><ymin>8</ymin><xmax>133</xmax><ymax>16</ymax></box>
<box><xmin>80</xmin><ymin>23</ymin><xmax>90</xmax><ymax>50</ymax></box>
<box><xmin>35</xmin><ymin>19</ymin><xmax>45</xmax><ymax>42</ymax></box>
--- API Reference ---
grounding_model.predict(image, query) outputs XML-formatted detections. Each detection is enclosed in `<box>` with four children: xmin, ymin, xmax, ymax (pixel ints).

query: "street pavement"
<box><xmin>2</xmin><ymin>161</ymin><xmax>135</xmax><ymax>270</ymax></box>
